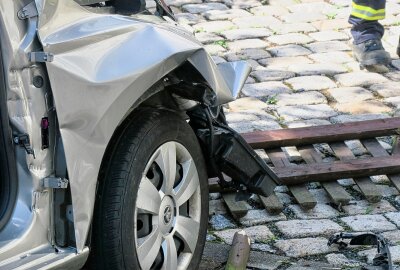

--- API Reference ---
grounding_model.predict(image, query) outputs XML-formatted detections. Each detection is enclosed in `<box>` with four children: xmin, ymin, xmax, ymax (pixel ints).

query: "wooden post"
<box><xmin>225</xmin><ymin>230</ymin><xmax>251</xmax><ymax>270</ymax></box>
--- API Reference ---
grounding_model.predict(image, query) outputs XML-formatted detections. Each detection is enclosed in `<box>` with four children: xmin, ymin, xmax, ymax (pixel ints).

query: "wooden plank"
<box><xmin>298</xmin><ymin>145</ymin><xmax>352</xmax><ymax>205</ymax></box>
<box><xmin>225</xmin><ymin>231</ymin><xmax>251</xmax><ymax>270</ymax></box>
<box><xmin>222</xmin><ymin>193</ymin><xmax>249</xmax><ymax>219</ymax></box>
<box><xmin>330</xmin><ymin>142</ymin><xmax>381</xmax><ymax>203</ymax></box>
<box><xmin>273</xmin><ymin>155</ymin><xmax>400</xmax><ymax>185</ymax></box>
<box><xmin>362</xmin><ymin>138</ymin><xmax>400</xmax><ymax>192</ymax></box>
<box><xmin>242</xmin><ymin>117</ymin><xmax>400</xmax><ymax>149</ymax></box>
<box><xmin>266</xmin><ymin>149</ymin><xmax>316</xmax><ymax>209</ymax></box>
<box><xmin>209</xmin><ymin>178</ymin><xmax>222</xmax><ymax>193</ymax></box>
<box><xmin>208</xmin><ymin>178</ymin><xmax>235</xmax><ymax>193</ymax></box>
<box><xmin>258</xmin><ymin>194</ymin><xmax>284</xmax><ymax>214</ymax></box>
<box><xmin>388</xmin><ymin>137</ymin><xmax>400</xmax><ymax>191</ymax></box>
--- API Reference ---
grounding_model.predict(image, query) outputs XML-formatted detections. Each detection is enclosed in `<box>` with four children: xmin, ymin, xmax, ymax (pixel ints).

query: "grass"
<box><xmin>266</xmin><ymin>94</ymin><xmax>279</xmax><ymax>105</ymax></box>
<box><xmin>326</xmin><ymin>12</ymin><xmax>337</xmax><ymax>20</ymax></box>
<box><xmin>214</xmin><ymin>40</ymin><xmax>228</xmax><ymax>49</ymax></box>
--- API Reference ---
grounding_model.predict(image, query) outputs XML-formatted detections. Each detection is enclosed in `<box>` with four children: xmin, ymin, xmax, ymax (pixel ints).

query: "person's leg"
<box><xmin>349</xmin><ymin>0</ymin><xmax>390</xmax><ymax>66</ymax></box>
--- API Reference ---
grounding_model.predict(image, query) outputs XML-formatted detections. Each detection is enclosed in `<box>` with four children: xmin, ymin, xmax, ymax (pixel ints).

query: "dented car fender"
<box><xmin>36</xmin><ymin>0</ymin><xmax>250</xmax><ymax>251</ymax></box>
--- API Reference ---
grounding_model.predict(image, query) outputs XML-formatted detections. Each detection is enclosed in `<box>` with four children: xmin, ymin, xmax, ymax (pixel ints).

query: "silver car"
<box><xmin>0</xmin><ymin>0</ymin><xmax>277</xmax><ymax>269</ymax></box>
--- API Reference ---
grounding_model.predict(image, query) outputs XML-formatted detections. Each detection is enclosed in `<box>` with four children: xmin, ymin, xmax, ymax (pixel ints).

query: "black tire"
<box><xmin>91</xmin><ymin>109</ymin><xmax>208</xmax><ymax>270</ymax></box>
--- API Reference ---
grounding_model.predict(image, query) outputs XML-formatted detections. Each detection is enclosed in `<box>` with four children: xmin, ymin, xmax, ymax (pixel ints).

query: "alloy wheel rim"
<box><xmin>134</xmin><ymin>141</ymin><xmax>201</xmax><ymax>270</ymax></box>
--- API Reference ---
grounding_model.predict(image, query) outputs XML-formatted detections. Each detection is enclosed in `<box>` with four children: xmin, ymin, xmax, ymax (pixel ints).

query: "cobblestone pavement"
<box><xmin>165</xmin><ymin>0</ymin><xmax>400</xmax><ymax>269</ymax></box>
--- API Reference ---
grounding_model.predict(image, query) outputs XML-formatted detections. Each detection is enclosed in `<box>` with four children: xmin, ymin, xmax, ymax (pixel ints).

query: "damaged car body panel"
<box><xmin>35</xmin><ymin>0</ymin><xmax>251</xmax><ymax>252</ymax></box>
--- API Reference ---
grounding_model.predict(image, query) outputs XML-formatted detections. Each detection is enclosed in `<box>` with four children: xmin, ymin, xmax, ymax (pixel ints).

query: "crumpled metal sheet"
<box><xmin>36</xmin><ymin>0</ymin><xmax>250</xmax><ymax>251</ymax></box>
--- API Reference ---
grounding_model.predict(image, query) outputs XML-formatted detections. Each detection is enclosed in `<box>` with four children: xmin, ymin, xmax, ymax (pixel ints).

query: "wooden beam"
<box><xmin>298</xmin><ymin>145</ymin><xmax>352</xmax><ymax>205</ymax></box>
<box><xmin>242</xmin><ymin>117</ymin><xmax>400</xmax><ymax>149</ymax></box>
<box><xmin>362</xmin><ymin>138</ymin><xmax>400</xmax><ymax>192</ymax></box>
<box><xmin>258</xmin><ymin>194</ymin><xmax>284</xmax><ymax>214</ymax></box>
<box><xmin>273</xmin><ymin>155</ymin><xmax>400</xmax><ymax>185</ymax></box>
<box><xmin>330</xmin><ymin>142</ymin><xmax>381</xmax><ymax>202</ymax></box>
<box><xmin>222</xmin><ymin>193</ymin><xmax>249</xmax><ymax>219</ymax></box>
<box><xmin>266</xmin><ymin>149</ymin><xmax>316</xmax><ymax>209</ymax></box>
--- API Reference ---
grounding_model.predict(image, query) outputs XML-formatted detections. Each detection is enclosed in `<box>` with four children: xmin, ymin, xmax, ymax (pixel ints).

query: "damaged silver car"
<box><xmin>0</xmin><ymin>0</ymin><xmax>279</xmax><ymax>269</ymax></box>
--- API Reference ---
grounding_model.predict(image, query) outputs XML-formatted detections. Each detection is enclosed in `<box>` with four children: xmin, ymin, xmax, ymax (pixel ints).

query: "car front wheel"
<box><xmin>91</xmin><ymin>109</ymin><xmax>208</xmax><ymax>270</ymax></box>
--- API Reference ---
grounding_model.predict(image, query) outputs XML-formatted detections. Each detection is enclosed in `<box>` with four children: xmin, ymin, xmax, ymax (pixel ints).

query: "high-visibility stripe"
<box><xmin>351</xmin><ymin>11</ymin><xmax>385</xmax><ymax>20</ymax></box>
<box><xmin>352</xmin><ymin>2</ymin><xmax>385</xmax><ymax>15</ymax></box>
<box><xmin>351</xmin><ymin>2</ymin><xmax>385</xmax><ymax>20</ymax></box>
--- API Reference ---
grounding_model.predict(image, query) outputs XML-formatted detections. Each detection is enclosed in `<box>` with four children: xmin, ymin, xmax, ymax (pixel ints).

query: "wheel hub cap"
<box><xmin>163</xmin><ymin>206</ymin><xmax>172</xmax><ymax>224</ymax></box>
<box><xmin>159</xmin><ymin>196</ymin><xmax>175</xmax><ymax>234</ymax></box>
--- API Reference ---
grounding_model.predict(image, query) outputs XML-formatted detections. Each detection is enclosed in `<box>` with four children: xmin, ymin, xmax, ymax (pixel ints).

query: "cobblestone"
<box><xmin>328</xmin><ymin>87</ymin><xmax>374</xmax><ymax>103</ymax></box>
<box><xmin>268</xmin><ymin>45</ymin><xmax>312</xmax><ymax>57</ymax></box>
<box><xmin>341</xmin><ymin>215</ymin><xmax>397</xmax><ymax>232</ymax></box>
<box><xmin>203</xmin><ymin>8</ymin><xmax>251</xmax><ymax>20</ymax></box>
<box><xmin>306</xmin><ymin>41</ymin><xmax>351</xmax><ymax>53</ymax></box>
<box><xmin>311</xmin><ymin>18</ymin><xmax>350</xmax><ymax>31</ymax></box>
<box><xmin>182</xmin><ymin>3</ymin><xmax>228</xmax><ymax>13</ymax></box>
<box><xmin>229</xmin><ymin>119</ymin><xmax>281</xmax><ymax>133</ymax></box>
<box><xmin>195</xmin><ymin>32</ymin><xmax>223</xmax><ymax>43</ymax></box>
<box><xmin>288</xmin><ymin>63</ymin><xmax>347</xmax><ymax>76</ymax></box>
<box><xmin>252</xmin><ymin>69</ymin><xmax>296</xmax><ymax>82</ymax></box>
<box><xmin>232</xmin><ymin>16</ymin><xmax>281</xmax><ymax>29</ymax></box>
<box><xmin>269</xmin><ymin>23</ymin><xmax>317</xmax><ymax>35</ymax></box>
<box><xmin>370</xmin><ymin>82</ymin><xmax>400</xmax><ymax>98</ymax></box>
<box><xmin>249</xmin><ymin>5</ymin><xmax>289</xmax><ymax>17</ymax></box>
<box><xmin>286</xmin><ymin>75</ymin><xmax>336</xmax><ymax>91</ymax></box>
<box><xmin>281</xmin><ymin>12</ymin><xmax>326</xmax><ymax>24</ymax></box>
<box><xmin>247</xmin><ymin>252</ymin><xmax>285</xmax><ymax>269</ymax></box>
<box><xmin>242</xmin><ymin>81</ymin><xmax>291</xmax><ymax>97</ymax></box>
<box><xmin>309</xmin><ymin>30</ymin><xmax>349</xmax><ymax>41</ymax></box>
<box><xmin>330</xmin><ymin>113</ymin><xmax>389</xmax><ymax>123</ymax></box>
<box><xmin>335</xmin><ymin>100</ymin><xmax>392</xmax><ymax>114</ymax></box>
<box><xmin>239</xmin><ymin>210</ymin><xmax>286</xmax><ymax>226</ymax></box>
<box><xmin>194</xmin><ymin>22</ymin><xmax>235</xmax><ymax>35</ymax></box>
<box><xmin>209</xmin><ymin>214</ymin><xmax>237</xmax><ymax>230</ymax></box>
<box><xmin>228</xmin><ymin>38</ymin><xmax>269</xmax><ymax>51</ymax></box>
<box><xmin>276</xmin><ymin>219</ymin><xmax>343</xmax><ymax>238</ymax></box>
<box><xmin>335</xmin><ymin>71</ymin><xmax>389</xmax><ymax>87</ymax></box>
<box><xmin>214</xmin><ymin>225</ymin><xmax>274</xmax><ymax>244</ymax></box>
<box><xmin>175</xmin><ymin>13</ymin><xmax>205</xmax><ymax>25</ymax></box>
<box><xmin>342</xmin><ymin>200</ymin><xmax>397</xmax><ymax>215</ymax></box>
<box><xmin>325</xmin><ymin>254</ymin><xmax>361</xmax><ymax>267</ymax></box>
<box><xmin>276</xmin><ymin>91</ymin><xmax>327</xmax><ymax>106</ymax></box>
<box><xmin>277</xmin><ymin>104</ymin><xmax>338</xmax><ymax>121</ymax></box>
<box><xmin>268</xmin><ymin>33</ymin><xmax>314</xmax><ymax>45</ymax></box>
<box><xmin>287</xmin><ymin>2</ymin><xmax>334</xmax><ymax>14</ymax></box>
<box><xmin>225</xmin><ymin>48</ymin><xmax>271</xmax><ymax>61</ymax></box>
<box><xmin>259</xmin><ymin>56</ymin><xmax>312</xmax><ymax>69</ymax></box>
<box><xmin>375</xmin><ymin>185</ymin><xmax>399</xmax><ymax>197</ymax></box>
<box><xmin>205</xmin><ymin>44</ymin><xmax>226</xmax><ymax>55</ymax></box>
<box><xmin>228</xmin><ymin>97</ymin><xmax>269</xmax><ymax>111</ymax></box>
<box><xmin>385</xmin><ymin>212</ymin><xmax>400</xmax><ymax>227</ymax></box>
<box><xmin>275</xmin><ymin>238</ymin><xmax>337</xmax><ymax>257</ymax></box>
<box><xmin>251</xmin><ymin>243</ymin><xmax>276</xmax><ymax>253</ymax></box>
<box><xmin>222</xmin><ymin>28</ymin><xmax>272</xmax><ymax>40</ymax></box>
<box><xmin>288</xmin><ymin>204</ymin><xmax>339</xmax><ymax>219</ymax></box>
<box><xmin>309</xmin><ymin>51</ymin><xmax>353</xmax><ymax>64</ymax></box>
<box><xmin>382</xmin><ymin>230</ymin><xmax>400</xmax><ymax>245</ymax></box>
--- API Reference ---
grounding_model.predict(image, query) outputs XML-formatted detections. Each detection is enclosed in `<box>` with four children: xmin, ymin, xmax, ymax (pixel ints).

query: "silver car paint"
<box><xmin>0</xmin><ymin>0</ymin><xmax>54</xmax><ymax>261</ymax></box>
<box><xmin>36</xmin><ymin>0</ymin><xmax>250</xmax><ymax>252</ymax></box>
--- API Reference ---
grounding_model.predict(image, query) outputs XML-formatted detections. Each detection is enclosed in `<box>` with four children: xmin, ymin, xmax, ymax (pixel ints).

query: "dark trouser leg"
<box><xmin>349</xmin><ymin>0</ymin><xmax>386</xmax><ymax>44</ymax></box>
<box><xmin>349</xmin><ymin>17</ymin><xmax>385</xmax><ymax>44</ymax></box>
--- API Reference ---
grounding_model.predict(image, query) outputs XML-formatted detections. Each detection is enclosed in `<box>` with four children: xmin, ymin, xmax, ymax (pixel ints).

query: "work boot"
<box><xmin>352</xmin><ymin>39</ymin><xmax>391</xmax><ymax>67</ymax></box>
